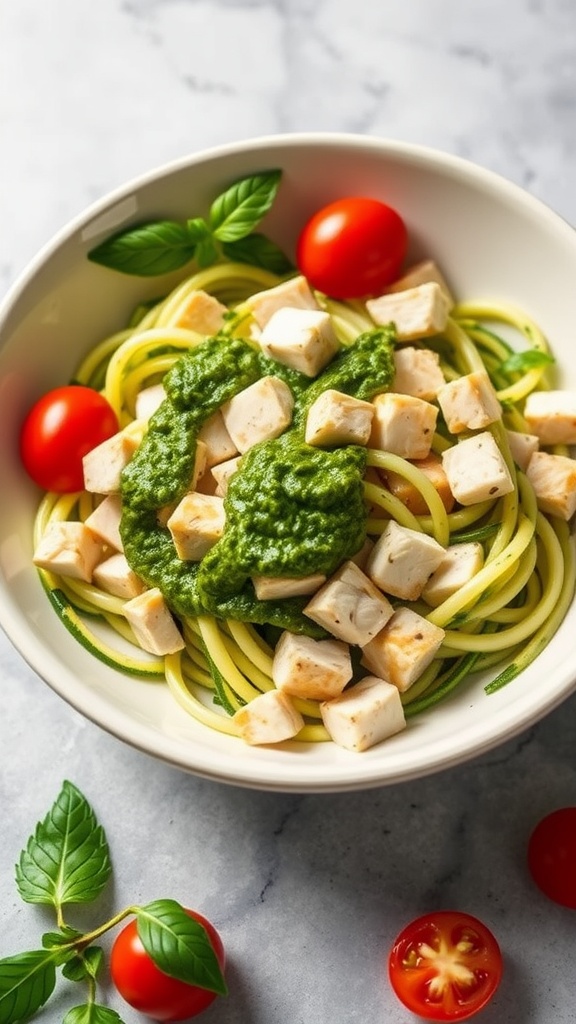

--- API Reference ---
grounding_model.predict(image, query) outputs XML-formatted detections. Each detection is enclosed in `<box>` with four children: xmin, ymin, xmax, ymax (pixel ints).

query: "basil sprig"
<box><xmin>88</xmin><ymin>169</ymin><xmax>292</xmax><ymax>276</ymax></box>
<box><xmin>0</xmin><ymin>781</ymin><xmax>227</xmax><ymax>1024</ymax></box>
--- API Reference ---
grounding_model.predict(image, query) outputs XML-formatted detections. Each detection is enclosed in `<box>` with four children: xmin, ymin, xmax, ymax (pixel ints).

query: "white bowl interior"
<box><xmin>1</xmin><ymin>133</ymin><xmax>575</xmax><ymax>791</ymax></box>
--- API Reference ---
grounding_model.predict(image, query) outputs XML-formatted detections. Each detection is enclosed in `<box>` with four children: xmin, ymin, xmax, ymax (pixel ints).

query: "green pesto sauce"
<box><xmin>120</xmin><ymin>326</ymin><xmax>395</xmax><ymax>635</ymax></box>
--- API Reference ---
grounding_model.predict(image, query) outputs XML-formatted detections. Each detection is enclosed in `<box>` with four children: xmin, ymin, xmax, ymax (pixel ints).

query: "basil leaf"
<box><xmin>500</xmin><ymin>349</ymin><xmax>555</xmax><ymax>374</ymax></box>
<box><xmin>88</xmin><ymin>222</ymin><xmax>196</xmax><ymax>276</ymax></box>
<box><xmin>15</xmin><ymin>780</ymin><xmax>112</xmax><ymax>911</ymax></box>
<box><xmin>210</xmin><ymin>170</ymin><xmax>282</xmax><ymax>242</ymax></box>
<box><xmin>137</xmin><ymin>900</ymin><xmax>227</xmax><ymax>996</ymax></box>
<box><xmin>63</xmin><ymin>1004</ymin><xmax>124</xmax><ymax>1024</ymax></box>
<box><xmin>0</xmin><ymin>950</ymin><xmax>57</xmax><ymax>1024</ymax></box>
<box><xmin>61</xmin><ymin>947</ymin><xmax>104</xmax><ymax>983</ymax></box>
<box><xmin>222</xmin><ymin>233</ymin><xmax>293</xmax><ymax>274</ymax></box>
<box><xmin>195</xmin><ymin>236</ymin><xmax>220</xmax><ymax>269</ymax></box>
<box><xmin>186</xmin><ymin>216</ymin><xmax>212</xmax><ymax>243</ymax></box>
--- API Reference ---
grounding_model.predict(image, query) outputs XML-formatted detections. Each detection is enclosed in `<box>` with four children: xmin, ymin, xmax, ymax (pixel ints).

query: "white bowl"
<box><xmin>1</xmin><ymin>132</ymin><xmax>575</xmax><ymax>792</ymax></box>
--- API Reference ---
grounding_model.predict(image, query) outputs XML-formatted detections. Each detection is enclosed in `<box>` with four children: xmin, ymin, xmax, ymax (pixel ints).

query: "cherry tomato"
<box><xmin>20</xmin><ymin>385</ymin><xmax>118</xmax><ymax>493</ymax></box>
<box><xmin>110</xmin><ymin>908</ymin><xmax>225</xmax><ymax>1022</ymax></box>
<box><xmin>296</xmin><ymin>196</ymin><xmax>408</xmax><ymax>299</ymax></box>
<box><xmin>527</xmin><ymin>807</ymin><xmax>576</xmax><ymax>908</ymax></box>
<box><xmin>388</xmin><ymin>910</ymin><xmax>503</xmax><ymax>1021</ymax></box>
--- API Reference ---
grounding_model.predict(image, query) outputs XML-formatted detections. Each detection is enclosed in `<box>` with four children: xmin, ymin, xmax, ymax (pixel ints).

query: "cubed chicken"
<box><xmin>370</xmin><ymin>392</ymin><xmax>438</xmax><ymax>460</ymax></box>
<box><xmin>85</xmin><ymin>494</ymin><xmax>123</xmax><ymax>550</ymax></box>
<box><xmin>135</xmin><ymin>383</ymin><xmax>166</xmax><ymax>422</ymax></box>
<box><xmin>384</xmin><ymin>259</ymin><xmax>455</xmax><ymax>308</ymax></box>
<box><xmin>526</xmin><ymin>451</ymin><xmax>576</xmax><ymax>521</ymax></box>
<box><xmin>246</xmin><ymin>275</ymin><xmax>320</xmax><ymax>329</ymax></box>
<box><xmin>361</xmin><ymin>607</ymin><xmax>445</xmax><ymax>692</ymax></box>
<box><xmin>380</xmin><ymin>452</ymin><xmax>455</xmax><ymax>516</ymax></box>
<box><xmin>320</xmin><ymin>675</ymin><xmax>406</xmax><ymax>751</ymax></box>
<box><xmin>173</xmin><ymin>289</ymin><xmax>227</xmax><ymax>335</ymax></box>
<box><xmin>198</xmin><ymin>410</ymin><xmax>238</xmax><ymax>468</ymax></box>
<box><xmin>123</xmin><ymin>587</ymin><xmax>185</xmax><ymax>655</ymax></box>
<box><xmin>211</xmin><ymin>455</ymin><xmax>243</xmax><ymax>497</ymax></box>
<box><xmin>392</xmin><ymin>346</ymin><xmax>446</xmax><ymax>401</ymax></box>
<box><xmin>233</xmin><ymin>689</ymin><xmax>304</xmax><ymax>745</ymax></box>
<box><xmin>272</xmin><ymin>631</ymin><xmax>353</xmax><ymax>701</ymax></box>
<box><xmin>365</xmin><ymin>520</ymin><xmax>446</xmax><ymax>600</ymax></box>
<box><xmin>366</xmin><ymin>281</ymin><xmax>451</xmax><ymax>341</ymax></box>
<box><xmin>421</xmin><ymin>542</ymin><xmax>484</xmax><ymax>607</ymax></box>
<box><xmin>190</xmin><ymin>440</ymin><xmax>208</xmax><ymax>489</ymax></box>
<box><xmin>505</xmin><ymin>429</ymin><xmax>540</xmax><ymax>472</ymax></box>
<box><xmin>33</xmin><ymin>521</ymin><xmax>103</xmax><ymax>583</ymax></box>
<box><xmin>259</xmin><ymin>307</ymin><xmax>340</xmax><ymax>377</ymax></box>
<box><xmin>442</xmin><ymin>432</ymin><xmax>515</xmax><ymax>505</ymax></box>
<box><xmin>220</xmin><ymin>376</ymin><xmax>294</xmax><ymax>453</ymax></box>
<box><xmin>92</xmin><ymin>552</ymin><xmax>147</xmax><ymax>600</ymax></box>
<box><xmin>304</xmin><ymin>560</ymin><xmax>394</xmax><ymax>646</ymax></box>
<box><xmin>523</xmin><ymin>390</ymin><xmax>576</xmax><ymax>445</ymax></box>
<box><xmin>82</xmin><ymin>425</ymin><xmax>141</xmax><ymax>494</ymax></box>
<box><xmin>437</xmin><ymin>371</ymin><xmax>502</xmax><ymax>433</ymax></box>
<box><xmin>167</xmin><ymin>493</ymin><xmax>226</xmax><ymax>560</ymax></box>
<box><xmin>252</xmin><ymin>573</ymin><xmax>326</xmax><ymax>601</ymax></box>
<box><xmin>305</xmin><ymin>389</ymin><xmax>374</xmax><ymax>447</ymax></box>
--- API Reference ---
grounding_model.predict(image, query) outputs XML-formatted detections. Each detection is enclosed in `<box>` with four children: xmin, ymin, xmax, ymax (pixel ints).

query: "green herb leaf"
<box><xmin>500</xmin><ymin>349</ymin><xmax>555</xmax><ymax>374</ymax></box>
<box><xmin>88</xmin><ymin>222</ymin><xmax>197</xmax><ymax>276</ymax></box>
<box><xmin>63</xmin><ymin>1004</ymin><xmax>124</xmax><ymax>1024</ymax></box>
<box><xmin>186</xmin><ymin>217</ymin><xmax>212</xmax><ymax>243</ymax></box>
<box><xmin>0</xmin><ymin>950</ymin><xmax>57</xmax><ymax>1024</ymax></box>
<box><xmin>210</xmin><ymin>171</ymin><xmax>282</xmax><ymax>242</ymax></box>
<box><xmin>222</xmin><ymin>233</ymin><xmax>293</xmax><ymax>274</ymax></box>
<box><xmin>61</xmin><ymin>947</ymin><xmax>104</xmax><ymax>983</ymax></box>
<box><xmin>137</xmin><ymin>900</ymin><xmax>227</xmax><ymax>996</ymax></box>
<box><xmin>194</xmin><ymin>236</ymin><xmax>220</xmax><ymax>269</ymax></box>
<box><xmin>15</xmin><ymin>780</ymin><xmax>112</xmax><ymax>911</ymax></box>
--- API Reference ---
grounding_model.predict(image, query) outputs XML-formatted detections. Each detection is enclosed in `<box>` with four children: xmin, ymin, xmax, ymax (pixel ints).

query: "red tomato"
<box><xmin>527</xmin><ymin>807</ymin><xmax>576</xmax><ymax>908</ymax></box>
<box><xmin>296</xmin><ymin>196</ymin><xmax>408</xmax><ymax>299</ymax></box>
<box><xmin>388</xmin><ymin>911</ymin><xmax>503</xmax><ymax>1021</ymax></box>
<box><xmin>110</xmin><ymin>909</ymin><xmax>225</xmax><ymax>1022</ymax></box>
<box><xmin>20</xmin><ymin>385</ymin><xmax>118</xmax><ymax>493</ymax></box>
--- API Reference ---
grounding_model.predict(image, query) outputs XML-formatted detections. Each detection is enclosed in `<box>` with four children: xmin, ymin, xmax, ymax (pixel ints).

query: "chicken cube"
<box><xmin>437</xmin><ymin>371</ymin><xmax>502</xmax><ymax>434</ymax></box>
<box><xmin>384</xmin><ymin>259</ymin><xmax>455</xmax><ymax>308</ymax></box>
<box><xmin>246</xmin><ymin>275</ymin><xmax>320</xmax><ymax>329</ymax></box>
<box><xmin>252</xmin><ymin>573</ymin><xmax>326</xmax><ymax>601</ymax></box>
<box><xmin>135</xmin><ymin>383</ymin><xmax>166</xmax><ymax>422</ymax></box>
<box><xmin>370</xmin><ymin>392</ymin><xmax>438</xmax><ymax>460</ymax></box>
<box><xmin>259</xmin><ymin>307</ymin><xmax>340</xmax><ymax>377</ymax></box>
<box><xmin>381</xmin><ymin>452</ymin><xmax>455</xmax><ymax>516</ymax></box>
<box><xmin>198</xmin><ymin>410</ymin><xmax>238</xmax><ymax>468</ymax></box>
<box><xmin>33</xmin><ymin>521</ymin><xmax>103</xmax><ymax>583</ymax></box>
<box><xmin>366</xmin><ymin>281</ymin><xmax>450</xmax><ymax>341</ymax></box>
<box><xmin>442</xmin><ymin>432</ymin><xmax>515</xmax><ymax>505</ymax></box>
<box><xmin>82</xmin><ymin>426</ymin><xmax>141</xmax><ymax>494</ymax></box>
<box><xmin>320</xmin><ymin>675</ymin><xmax>406</xmax><ymax>751</ymax></box>
<box><xmin>123</xmin><ymin>587</ymin><xmax>185</xmax><ymax>655</ymax></box>
<box><xmin>220</xmin><ymin>376</ymin><xmax>294</xmax><ymax>453</ymax></box>
<box><xmin>505</xmin><ymin>429</ymin><xmax>540</xmax><ymax>471</ymax></box>
<box><xmin>92</xmin><ymin>552</ymin><xmax>147</xmax><ymax>600</ymax></box>
<box><xmin>173</xmin><ymin>289</ymin><xmax>227</xmax><ymax>335</ymax></box>
<box><xmin>365</xmin><ymin>520</ymin><xmax>446</xmax><ymax>600</ymax></box>
<box><xmin>526</xmin><ymin>451</ymin><xmax>576</xmax><ymax>521</ymax></box>
<box><xmin>233</xmin><ymin>689</ymin><xmax>304</xmax><ymax>745</ymax></box>
<box><xmin>392</xmin><ymin>346</ymin><xmax>446</xmax><ymax>402</ymax></box>
<box><xmin>305</xmin><ymin>389</ymin><xmax>374</xmax><ymax>447</ymax></box>
<box><xmin>85</xmin><ymin>494</ymin><xmax>123</xmax><ymax>550</ymax></box>
<box><xmin>421</xmin><ymin>542</ymin><xmax>484</xmax><ymax>607</ymax></box>
<box><xmin>523</xmin><ymin>390</ymin><xmax>576</xmax><ymax>445</ymax></box>
<box><xmin>304</xmin><ymin>560</ymin><xmax>394</xmax><ymax>646</ymax></box>
<box><xmin>211</xmin><ymin>455</ymin><xmax>243</xmax><ymax>497</ymax></box>
<box><xmin>272</xmin><ymin>631</ymin><xmax>353</xmax><ymax>701</ymax></box>
<box><xmin>167</xmin><ymin>493</ymin><xmax>226</xmax><ymax>560</ymax></box>
<box><xmin>361</xmin><ymin>607</ymin><xmax>445</xmax><ymax>692</ymax></box>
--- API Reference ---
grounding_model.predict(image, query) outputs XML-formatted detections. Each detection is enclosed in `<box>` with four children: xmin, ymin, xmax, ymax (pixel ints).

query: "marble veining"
<box><xmin>2</xmin><ymin>1</ymin><xmax>576</xmax><ymax>1021</ymax></box>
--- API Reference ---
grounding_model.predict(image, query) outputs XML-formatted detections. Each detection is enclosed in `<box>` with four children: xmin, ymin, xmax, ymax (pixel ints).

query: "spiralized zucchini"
<box><xmin>33</xmin><ymin>263</ymin><xmax>576</xmax><ymax>743</ymax></box>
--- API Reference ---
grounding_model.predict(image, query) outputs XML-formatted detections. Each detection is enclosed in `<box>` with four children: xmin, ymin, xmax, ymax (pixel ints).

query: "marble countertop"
<box><xmin>2</xmin><ymin>1</ymin><xmax>576</xmax><ymax>1021</ymax></box>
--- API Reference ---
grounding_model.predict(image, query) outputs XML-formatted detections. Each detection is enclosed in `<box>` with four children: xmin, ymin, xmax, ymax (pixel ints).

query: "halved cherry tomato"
<box><xmin>296</xmin><ymin>195</ymin><xmax>408</xmax><ymax>299</ymax></box>
<box><xmin>527</xmin><ymin>807</ymin><xmax>576</xmax><ymax>908</ymax></box>
<box><xmin>388</xmin><ymin>910</ymin><xmax>503</xmax><ymax>1021</ymax></box>
<box><xmin>110</xmin><ymin>908</ymin><xmax>226</xmax><ymax>1022</ymax></box>
<box><xmin>20</xmin><ymin>385</ymin><xmax>118</xmax><ymax>492</ymax></box>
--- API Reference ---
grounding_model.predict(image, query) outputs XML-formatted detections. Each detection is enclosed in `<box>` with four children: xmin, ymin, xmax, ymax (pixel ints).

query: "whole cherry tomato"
<box><xmin>20</xmin><ymin>385</ymin><xmax>118</xmax><ymax>492</ymax></box>
<box><xmin>110</xmin><ymin>908</ymin><xmax>226</xmax><ymax>1022</ymax></box>
<box><xmin>527</xmin><ymin>807</ymin><xmax>576</xmax><ymax>908</ymax></box>
<box><xmin>388</xmin><ymin>910</ymin><xmax>503</xmax><ymax>1021</ymax></box>
<box><xmin>296</xmin><ymin>195</ymin><xmax>408</xmax><ymax>299</ymax></box>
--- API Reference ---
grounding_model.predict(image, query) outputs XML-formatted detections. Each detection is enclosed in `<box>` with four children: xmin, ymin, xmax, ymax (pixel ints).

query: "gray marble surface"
<box><xmin>2</xmin><ymin>1</ymin><xmax>576</xmax><ymax>1021</ymax></box>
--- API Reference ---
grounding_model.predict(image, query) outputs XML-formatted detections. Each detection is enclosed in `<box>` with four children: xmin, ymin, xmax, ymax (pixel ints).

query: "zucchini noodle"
<box><xmin>32</xmin><ymin>260</ymin><xmax>576</xmax><ymax>748</ymax></box>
